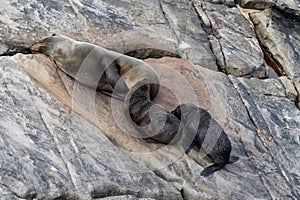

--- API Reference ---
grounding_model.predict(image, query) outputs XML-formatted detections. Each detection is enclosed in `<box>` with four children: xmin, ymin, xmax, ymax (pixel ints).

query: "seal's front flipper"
<box><xmin>185</xmin><ymin>141</ymin><xmax>196</xmax><ymax>154</ymax></box>
<box><xmin>100</xmin><ymin>90</ymin><xmax>125</xmax><ymax>101</ymax></box>
<box><xmin>200</xmin><ymin>163</ymin><xmax>225</xmax><ymax>177</ymax></box>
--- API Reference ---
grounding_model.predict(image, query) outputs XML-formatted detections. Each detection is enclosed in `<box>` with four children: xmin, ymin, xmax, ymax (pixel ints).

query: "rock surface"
<box><xmin>250</xmin><ymin>8</ymin><xmax>300</xmax><ymax>80</ymax></box>
<box><xmin>0</xmin><ymin>0</ymin><xmax>300</xmax><ymax>199</ymax></box>
<box><xmin>194</xmin><ymin>1</ymin><xmax>268</xmax><ymax>77</ymax></box>
<box><xmin>236</xmin><ymin>0</ymin><xmax>300</xmax><ymax>17</ymax></box>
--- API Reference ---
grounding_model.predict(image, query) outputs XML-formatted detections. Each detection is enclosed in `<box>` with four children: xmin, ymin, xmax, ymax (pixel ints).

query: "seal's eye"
<box><xmin>52</xmin><ymin>33</ymin><xmax>56</xmax><ymax>36</ymax></box>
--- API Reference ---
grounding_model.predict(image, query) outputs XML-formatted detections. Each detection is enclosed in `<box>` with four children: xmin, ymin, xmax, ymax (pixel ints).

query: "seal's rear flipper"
<box><xmin>200</xmin><ymin>163</ymin><xmax>225</xmax><ymax>177</ymax></box>
<box><xmin>100</xmin><ymin>90</ymin><xmax>125</xmax><ymax>101</ymax></box>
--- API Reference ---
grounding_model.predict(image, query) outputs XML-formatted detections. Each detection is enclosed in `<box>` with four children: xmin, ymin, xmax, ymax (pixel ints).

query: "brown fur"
<box><xmin>30</xmin><ymin>34</ymin><xmax>160</xmax><ymax>100</ymax></box>
<box><xmin>125</xmin><ymin>81</ymin><xmax>237</xmax><ymax>176</ymax></box>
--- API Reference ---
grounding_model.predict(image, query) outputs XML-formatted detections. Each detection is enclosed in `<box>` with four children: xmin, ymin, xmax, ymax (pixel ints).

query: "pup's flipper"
<box><xmin>200</xmin><ymin>163</ymin><xmax>225</xmax><ymax>177</ymax></box>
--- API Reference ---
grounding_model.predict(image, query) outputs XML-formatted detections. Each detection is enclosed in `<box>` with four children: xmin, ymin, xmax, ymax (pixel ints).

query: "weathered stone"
<box><xmin>158</xmin><ymin>0</ymin><xmax>217</xmax><ymax>70</ymax></box>
<box><xmin>100</xmin><ymin>196</ymin><xmax>155</xmax><ymax>200</ymax></box>
<box><xmin>236</xmin><ymin>0</ymin><xmax>300</xmax><ymax>17</ymax></box>
<box><xmin>294</xmin><ymin>81</ymin><xmax>300</xmax><ymax>109</ymax></box>
<box><xmin>193</xmin><ymin>2</ymin><xmax>268</xmax><ymax>77</ymax></box>
<box><xmin>0</xmin><ymin>56</ymin><xmax>182</xmax><ymax>199</ymax></box>
<box><xmin>230</xmin><ymin>75</ymin><xmax>300</xmax><ymax>198</ymax></box>
<box><xmin>0</xmin><ymin>43</ymin><xmax>8</xmax><ymax>55</ymax></box>
<box><xmin>250</xmin><ymin>9</ymin><xmax>300</xmax><ymax>81</ymax></box>
<box><xmin>203</xmin><ymin>0</ymin><xmax>236</xmax><ymax>7</ymax></box>
<box><xmin>208</xmin><ymin>35</ymin><xmax>226</xmax><ymax>69</ymax></box>
<box><xmin>279</xmin><ymin>76</ymin><xmax>298</xmax><ymax>101</ymax></box>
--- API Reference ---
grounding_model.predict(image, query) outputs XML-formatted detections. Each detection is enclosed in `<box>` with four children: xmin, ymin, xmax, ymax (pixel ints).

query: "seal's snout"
<box><xmin>30</xmin><ymin>43</ymin><xmax>46</xmax><ymax>53</ymax></box>
<box><xmin>30</xmin><ymin>36</ymin><xmax>54</xmax><ymax>54</ymax></box>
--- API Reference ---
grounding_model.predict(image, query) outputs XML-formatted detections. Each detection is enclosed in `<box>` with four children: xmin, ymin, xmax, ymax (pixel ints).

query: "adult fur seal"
<box><xmin>124</xmin><ymin>79</ymin><xmax>182</xmax><ymax>143</ymax></box>
<box><xmin>30</xmin><ymin>34</ymin><xmax>160</xmax><ymax>100</ymax></box>
<box><xmin>172</xmin><ymin>103</ymin><xmax>237</xmax><ymax>177</ymax></box>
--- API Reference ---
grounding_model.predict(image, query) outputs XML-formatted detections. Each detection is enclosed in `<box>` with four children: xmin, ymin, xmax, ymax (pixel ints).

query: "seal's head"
<box><xmin>30</xmin><ymin>33</ymin><xmax>75</xmax><ymax>59</ymax></box>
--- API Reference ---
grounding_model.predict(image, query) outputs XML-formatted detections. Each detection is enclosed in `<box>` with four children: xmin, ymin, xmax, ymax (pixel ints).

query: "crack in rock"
<box><xmin>0</xmin><ymin>44</ymin><xmax>32</xmax><ymax>56</ymax></box>
<box><xmin>229</xmin><ymin>76</ymin><xmax>295</xmax><ymax>194</ymax></box>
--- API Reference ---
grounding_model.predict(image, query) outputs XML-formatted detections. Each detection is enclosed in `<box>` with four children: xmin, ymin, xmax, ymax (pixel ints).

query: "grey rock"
<box><xmin>100</xmin><ymin>196</ymin><xmax>155</xmax><ymax>200</ymax></box>
<box><xmin>295</xmin><ymin>81</ymin><xmax>300</xmax><ymax>100</ymax></box>
<box><xmin>0</xmin><ymin>56</ymin><xmax>182</xmax><ymax>199</ymax></box>
<box><xmin>230</xmin><ymin>76</ymin><xmax>300</xmax><ymax>198</ymax></box>
<box><xmin>157</xmin><ymin>0</ymin><xmax>218</xmax><ymax>70</ymax></box>
<box><xmin>279</xmin><ymin>76</ymin><xmax>298</xmax><ymax>101</ymax></box>
<box><xmin>193</xmin><ymin>2</ymin><xmax>268</xmax><ymax>78</ymax></box>
<box><xmin>250</xmin><ymin>9</ymin><xmax>300</xmax><ymax>81</ymax></box>
<box><xmin>236</xmin><ymin>0</ymin><xmax>300</xmax><ymax>17</ymax></box>
<box><xmin>203</xmin><ymin>0</ymin><xmax>236</xmax><ymax>7</ymax></box>
<box><xmin>0</xmin><ymin>43</ymin><xmax>8</xmax><ymax>55</ymax></box>
<box><xmin>294</xmin><ymin>81</ymin><xmax>300</xmax><ymax>109</ymax></box>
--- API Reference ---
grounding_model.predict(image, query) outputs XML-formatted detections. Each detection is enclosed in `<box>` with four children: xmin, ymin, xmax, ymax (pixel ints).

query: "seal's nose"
<box><xmin>30</xmin><ymin>43</ymin><xmax>43</xmax><ymax>53</ymax></box>
<box><xmin>52</xmin><ymin>33</ymin><xmax>56</xmax><ymax>36</ymax></box>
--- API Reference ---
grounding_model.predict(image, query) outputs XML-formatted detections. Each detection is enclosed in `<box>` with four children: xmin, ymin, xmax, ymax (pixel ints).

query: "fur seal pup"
<box><xmin>172</xmin><ymin>103</ymin><xmax>236</xmax><ymax>177</ymax></box>
<box><xmin>124</xmin><ymin>79</ymin><xmax>182</xmax><ymax>144</ymax></box>
<box><xmin>125</xmin><ymin>81</ymin><xmax>236</xmax><ymax>176</ymax></box>
<box><xmin>30</xmin><ymin>34</ymin><xmax>160</xmax><ymax>100</ymax></box>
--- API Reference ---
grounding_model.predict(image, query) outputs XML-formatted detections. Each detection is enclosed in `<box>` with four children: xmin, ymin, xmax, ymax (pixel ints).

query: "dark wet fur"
<box><xmin>125</xmin><ymin>81</ymin><xmax>237</xmax><ymax>176</ymax></box>
<box><xmin>124</xmin><ymin>80</ymin><xmax>181</xmax><ymax>144</ymax></box>
<box><xmin>172</xmin><ymin>103</ymin><xmax>236</xmax><ymax>176</ymax></box>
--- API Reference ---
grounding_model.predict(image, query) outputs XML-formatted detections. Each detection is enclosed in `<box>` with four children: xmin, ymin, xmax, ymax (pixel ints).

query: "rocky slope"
<box><xmin>0</xmin><ymin>0</ymin><xmax>299</xmax><ymax>199</ymax></box>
